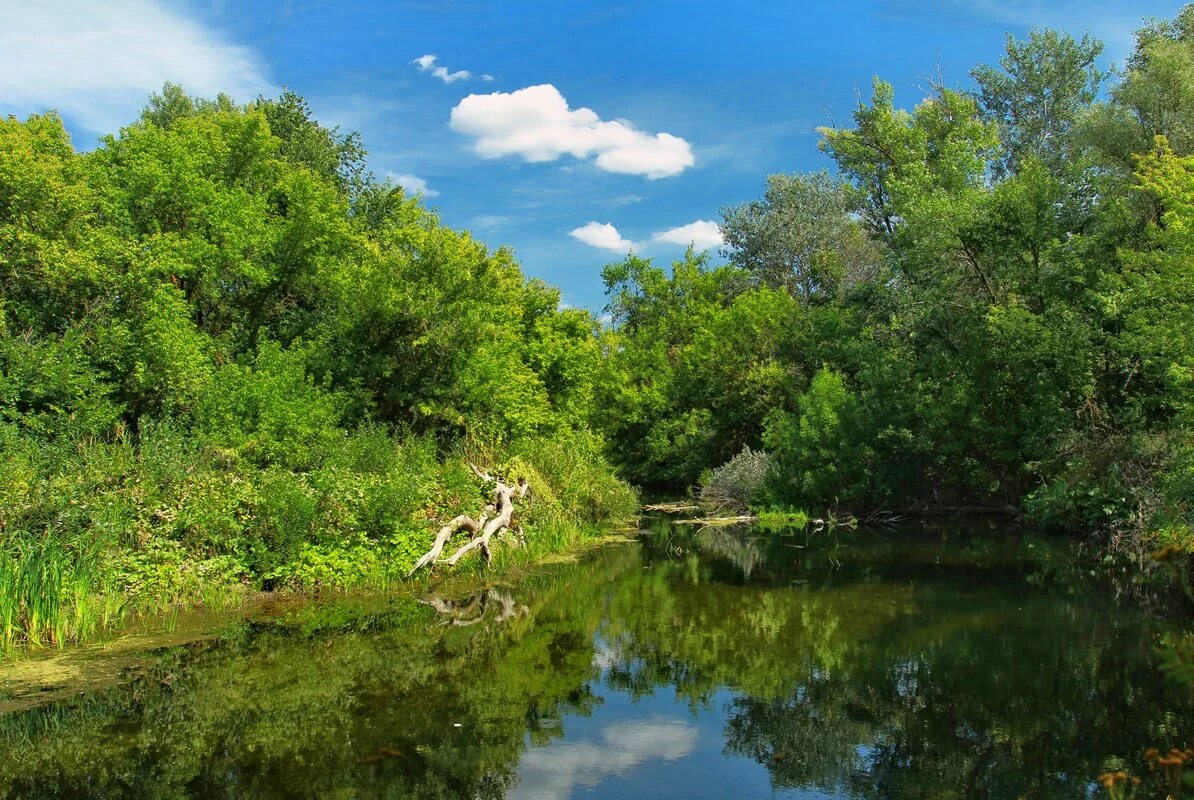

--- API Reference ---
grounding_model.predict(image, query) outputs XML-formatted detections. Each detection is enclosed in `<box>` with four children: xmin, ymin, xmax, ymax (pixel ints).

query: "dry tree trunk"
<box><xmin>408</xmin><ymin>465</ymin><xmax>530</xmax><ymax>574</ymax></box>
<box><xmin>443</xmin><ymin>481</ymin><xmax>516</xmax><ymax>566</ymax></box>
<box><xmin>407</xmin><ymin>513</ymin><xmax>489</xmax><ymax>576</ymax></box>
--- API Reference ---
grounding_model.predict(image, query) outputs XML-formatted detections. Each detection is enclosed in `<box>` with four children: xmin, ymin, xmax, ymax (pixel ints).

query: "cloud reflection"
<box><xmin>511</xmin><ymin>717</ymin><xmax>698</xmax><ymax>800</ymax></box>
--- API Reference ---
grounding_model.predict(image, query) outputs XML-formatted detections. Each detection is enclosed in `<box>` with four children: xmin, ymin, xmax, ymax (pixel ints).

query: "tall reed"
<box><xmin>0</xmin><ymin>534</ymin><xmax>116</xmax><ymax>652</ymax></box>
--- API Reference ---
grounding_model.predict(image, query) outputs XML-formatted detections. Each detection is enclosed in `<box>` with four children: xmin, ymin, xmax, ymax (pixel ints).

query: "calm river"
<box><xmin>1</xmin><ymin>519</ymin><xmax>1190</xmax><ymax>799</ymax></box>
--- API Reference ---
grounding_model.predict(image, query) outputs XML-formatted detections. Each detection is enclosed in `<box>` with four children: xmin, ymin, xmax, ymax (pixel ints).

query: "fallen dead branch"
<box><xmin>407</xmin><ymin>512</ymin><xmax>490</xmax><ymax>575</ymax></box>
<box><xmin>673</xmin><ymin>515</ymin><xmax>758</xmax><ymax>526</ymax></box>
<box><xmin>672</xmin><ymin>514</ymin><xmax>851</xmax><ymax>530</ymax></box>
<box><xmin>643</xmin><ymin>502</ymin><xmax>700</xmax><ymax>513</ymax></box>
<box><xmin>409</xmin><ymin>464</ymin><xmax>531</xmax><ymax>575</ymax></box>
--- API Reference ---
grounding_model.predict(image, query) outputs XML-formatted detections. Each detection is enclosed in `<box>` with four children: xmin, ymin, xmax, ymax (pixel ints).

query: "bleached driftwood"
<box><xmin>673</xmin><ymin>515</ymin><xmax>758</xmax><ymax>526</ymax></box>
<box><xmin>408</xmin><ymin>465</ymin><xmax>529</xmax><ymax>574</ymax></box>
<box><xmin>643</xmin><ymin>502</ymin><xmax>700</xmax><ymax>512</ymax></box>
<box><xmin>407</xmin><ymin>512</ymin><xmax>490</xmax><ymax>576</ymax></box>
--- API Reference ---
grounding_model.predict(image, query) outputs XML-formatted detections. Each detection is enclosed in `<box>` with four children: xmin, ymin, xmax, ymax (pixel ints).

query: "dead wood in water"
<box><xmin>643</xmin><ymin>502</ymin><xmax>700</xmax><ymax>512</ymax></box>
<box><xmin>673</xmin><ymin>515</ymin><xmax>758</xmax><ymax>526</ymax></box>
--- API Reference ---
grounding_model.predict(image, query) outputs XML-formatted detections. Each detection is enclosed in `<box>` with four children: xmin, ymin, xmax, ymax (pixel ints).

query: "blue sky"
<box><xmin>0</xmin><ymin>0</ymin><xmax>1183</xmax><ymax>309</ymax></box>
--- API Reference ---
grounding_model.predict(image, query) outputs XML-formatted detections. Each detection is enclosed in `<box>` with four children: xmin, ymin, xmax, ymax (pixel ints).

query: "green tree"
<box><xmin>720</xmin><ymin>171</ymin><xmax>882</xmax><ymax>300</ymax></box>
<box><xmin>971</xmin><ymin>28</ymin><xmax>1106</xmax><ymax>177</ymax></box>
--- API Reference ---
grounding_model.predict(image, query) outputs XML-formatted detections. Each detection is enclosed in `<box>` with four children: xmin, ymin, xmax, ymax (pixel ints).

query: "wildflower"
<box><xmin>1098</xmin><ymin>771</ymin><xmax>1128</xmax><ymax>788</ymax></box>
<box><xmin>1098</xmin><ymin>769</ymin><xmax>1140</xmax><ymax>799</ymax></box>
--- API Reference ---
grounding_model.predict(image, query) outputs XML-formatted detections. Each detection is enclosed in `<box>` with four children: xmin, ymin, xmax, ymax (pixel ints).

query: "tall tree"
<box><xmin>719</xmin><ymin>171</ymin><xmax>882</xmax><ymax>301</ymax></box>
<box><xmin>1082</xmin><ymin>5</ymin><xmax>1194</xmax><ymax>169</ymax></box>
<box><xmin>971</xmin><ymin>28</ymin><xmax>1106</xmax><ymax>177</ymax></box>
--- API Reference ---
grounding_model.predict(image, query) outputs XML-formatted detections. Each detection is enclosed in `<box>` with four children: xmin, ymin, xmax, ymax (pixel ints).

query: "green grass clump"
<box><xmin>754</xmin><ymin>508</ymin><xmax>810</xmax><ymax>527</ymax></box>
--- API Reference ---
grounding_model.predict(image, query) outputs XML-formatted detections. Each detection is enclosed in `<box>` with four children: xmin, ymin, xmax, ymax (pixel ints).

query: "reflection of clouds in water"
<box><xmin>511</xmin><ymin>717</ymin><xmax>698</xmax><ymax>800</ymax></box>
<box><xmin>590</xmin><ymin>638</ymin><xmax>623</xmax><ymax>670</ymax></box>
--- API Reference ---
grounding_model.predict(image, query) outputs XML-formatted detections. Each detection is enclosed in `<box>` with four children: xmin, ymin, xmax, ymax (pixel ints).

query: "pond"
<box><xmin>0</xmin><ymin>519</ymin><xmax>1190</xmax><ymax>799</ymax></box>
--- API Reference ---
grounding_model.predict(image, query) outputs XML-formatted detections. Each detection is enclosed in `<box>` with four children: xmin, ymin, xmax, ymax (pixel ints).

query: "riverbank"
<box><xmin>2</xmin><ymin>425</ymin><xmax>639</xmax><ymax>654</ymax></box>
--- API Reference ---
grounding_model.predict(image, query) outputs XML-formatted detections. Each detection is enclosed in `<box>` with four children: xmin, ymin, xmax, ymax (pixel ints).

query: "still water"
<box><xmin>0</xmin><ymin>520</ymin><xmax>1190</xmax><ymax>799</ymax></box>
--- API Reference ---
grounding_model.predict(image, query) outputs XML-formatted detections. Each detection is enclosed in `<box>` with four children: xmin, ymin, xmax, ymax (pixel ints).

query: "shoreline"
<box><xmin>0</xmin><ymin>526</ymin><xmax>639</xmax><ymax>715</ymax></box>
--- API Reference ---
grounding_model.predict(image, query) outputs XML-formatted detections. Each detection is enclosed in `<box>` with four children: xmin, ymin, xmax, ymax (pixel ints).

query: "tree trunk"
<box><xmin>443</xmin><ymin>481</ymin><xmax>517</xmax><ymax>566</ymax></box>
<box><xmin>407</xmin><ymin>513</ymin><xmax>489</xmax><ymax>576</ymax></box>
<box><xmin>408</xmin><ymin>467</ymin><xmax>529</xmax><ymax>574</ymax></box>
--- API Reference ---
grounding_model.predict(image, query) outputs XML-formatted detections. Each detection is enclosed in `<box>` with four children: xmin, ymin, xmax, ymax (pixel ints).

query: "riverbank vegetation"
<box><xmin>0</xmin><ymin>89</ymin><xmax>636</xmax><ymax>648</ymax></box>
<box><xmin>594</xmin><ymin>11</ymin><xmax>1194</xmax><ymax>567</ymax></box>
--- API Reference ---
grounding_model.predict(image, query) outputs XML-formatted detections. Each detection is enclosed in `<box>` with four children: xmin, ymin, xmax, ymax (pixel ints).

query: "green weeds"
<box><xmin>1</xmin><ymin>425</ymin><xmax>637</xmax><ymax>654</ymax></box>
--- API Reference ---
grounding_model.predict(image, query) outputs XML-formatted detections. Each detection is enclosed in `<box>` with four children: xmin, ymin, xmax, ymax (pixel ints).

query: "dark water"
<box><xmin>1</xmin><ymin>520</ymin><xmax>1190</xmax><ymax>799</ymax></box>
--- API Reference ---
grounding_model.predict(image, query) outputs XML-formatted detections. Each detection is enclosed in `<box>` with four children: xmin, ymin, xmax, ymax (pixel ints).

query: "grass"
<box><xmin>0</xmin><ymin>425</ymin><xmax>639</xmax><ymax>656</ymax></box>
<box><xmin>753</xmin><ymin>508</ymin><xmax>811</xmax><ymax>527</ymax></box>
<box><xmin>0</xmin><ymin>536</ymin><xmax>119</xmax><ymax>650</ymax></box>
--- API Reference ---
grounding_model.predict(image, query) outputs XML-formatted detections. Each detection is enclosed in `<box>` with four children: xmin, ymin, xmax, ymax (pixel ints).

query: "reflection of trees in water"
<box><xmin>695</xmin><ymin>527</ymin><xmax>763</xmax><ymax>578</ymax></box>
<box><xmin>613</xmin><ymin>526</ymin><xmax>1193</xmax><ymax>799</ymax></box>
<box><xmin>0</xmin><ymin>532</ymin><xmax>1187</xmax><ymax>800</ymax></box>
<box><xmin>716</xmin><ymin>596</ymin><xmax>1194</xmax><ymax>798</ymax></box>
<box><xmin>0</xmin><ymin>548</ymin><xmax>642</xmax><ymax>799</ymax></box>
<box><xmin>724</xmin><ymin>691</ymin><xmax>868</xmax><ymax>790</ymax></box>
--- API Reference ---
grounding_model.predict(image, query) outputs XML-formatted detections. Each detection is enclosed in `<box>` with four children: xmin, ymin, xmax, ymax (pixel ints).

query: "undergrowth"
<box><xmin>0</xmin><ymin>423</ymin><xmax>637</xmax><ymax>653</ymax></box>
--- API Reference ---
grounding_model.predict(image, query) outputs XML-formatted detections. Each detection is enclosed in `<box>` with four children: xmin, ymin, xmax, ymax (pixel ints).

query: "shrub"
<box><xmin>700</xmin><ymin>446</ymin><xmax>773</xmax><ymax>510</ymax></box>
<box><xmin>506</xmin><ymin>429</ymin><xmax>639</xmax><ymax>527</ymax></box>
<box><xmin>762</xmin><ymin>367</ymin><xmax>865</xmax><ymax>508</ymax></box>
<box><xmin>194</xmin><ymin>341</ymin><xmax>344</xmax><ymax>471</ymax></box>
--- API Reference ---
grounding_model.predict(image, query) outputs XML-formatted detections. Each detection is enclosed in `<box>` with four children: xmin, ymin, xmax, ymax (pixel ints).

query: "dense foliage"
<box><xmin>594</xmin><ymin>11</ymin><xmax>1194</xmax><ymax>557</ymax></box>
<box><xmin>0</xmin><ymin>86</ymin><xmax>636</xmax><ymax>647</ymax></box>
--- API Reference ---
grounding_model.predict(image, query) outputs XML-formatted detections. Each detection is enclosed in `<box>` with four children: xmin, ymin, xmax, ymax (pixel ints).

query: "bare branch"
<box><xmin>407</xmin><ymin>513</ymin><xmax>488</xmax><ymax>576</ymax></box>
<box><xmin>408</xmin><ymin>466</ymin><xmax>532</xmax><ymax>575</ymax></box>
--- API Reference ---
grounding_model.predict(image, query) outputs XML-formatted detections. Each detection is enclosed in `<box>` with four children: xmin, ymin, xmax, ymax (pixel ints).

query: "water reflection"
<box><xmin>424</xmin><ymin>588</ymin><xmax>529</xmax><ymax>626</ymax></box>
<box><xmin>511</xmin><ymin>718</ymin><xmax>698</xmax><ymax>800</ymax></box>
<box><xmin>0</xmin><ymin>521</ymin><xmax>1189</xmax><ymax>799</ymax></box>
<box><xmin>695</xmin><ymin>527</ymin><xmax>764</xmax><ymax>578</ymax></box>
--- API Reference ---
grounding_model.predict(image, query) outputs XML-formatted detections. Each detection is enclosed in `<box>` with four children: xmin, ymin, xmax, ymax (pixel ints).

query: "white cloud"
<box><xmin>412</xmin><ymin>53</ymin><xmax>483</xmax><ymax>84</ymax></box>
<box><xmin>652</xmin><ymin>219</ymin><xmax>724</xmax><ymax>250</ymax></box>
<box><xmin>450</xmin><ymin>84</ymin><xmax>694</xmax><ymax>179</ymax></box>
<box><xmin>511</xmin><ymin>718</ymin><xmax>698</xmax><ymax>800</ymax></box>
<box><xmin>569</xmin><ymin>222</ymin><xmax>638</xmax><ymax>253</ymax></box>
<box><xmin>389</xmin><ymin>172</ymin><xmax>439</xmax><ymax>197</ymax></box>
<box><xmin>470</xmin><ymin>214</ymin><xmax>510</xmax><ymax>230</ymax></box>
<box><xmin>0</xmin><ymin>0</ymin><xmax>273</xmax><ymax>135</ymax></box>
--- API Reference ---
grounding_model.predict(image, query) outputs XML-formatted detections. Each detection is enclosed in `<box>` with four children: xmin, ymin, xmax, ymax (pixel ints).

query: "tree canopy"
<box><xmin>593</xmin><ymin>10</ymin><xmax>1193</xmax><ymax>551</ymax></box>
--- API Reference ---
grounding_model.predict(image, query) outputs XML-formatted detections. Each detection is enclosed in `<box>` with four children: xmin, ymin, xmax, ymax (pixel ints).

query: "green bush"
<box><xmin>507</xmin><ymin>429</ymin><xmax>639</xmax><ymax>527</ymax></box>
<box><xmin>700</xmin><ymin>446</ymin><xmax>773</xmax><ymax>510</ymax></box>
<box><xmin>194</xmin><ymin>341</ymin><xmax>344</xmax><ymax>471</ymax></box>
<box><xmin>763</xmin><ymin>368</ymin><xmax>866</xmax><ymax>509</ymax></box>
